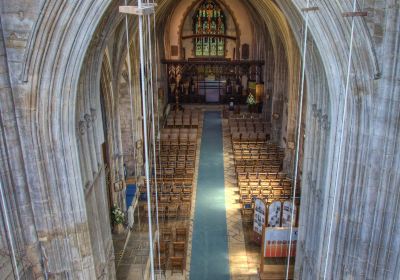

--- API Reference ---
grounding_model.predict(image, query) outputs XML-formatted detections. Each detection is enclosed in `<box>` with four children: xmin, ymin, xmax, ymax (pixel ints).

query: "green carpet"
<box><xmin>190</xmin><ymin>111</ymin><xmax>230</xmax><ymax>280</ymax></box>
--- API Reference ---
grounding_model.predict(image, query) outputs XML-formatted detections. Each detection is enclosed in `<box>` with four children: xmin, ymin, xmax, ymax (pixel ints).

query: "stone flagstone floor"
<box><xmin>222</xmin><ymin>116</ymin><xmax>260</xmax><ymax>280</ymax></box>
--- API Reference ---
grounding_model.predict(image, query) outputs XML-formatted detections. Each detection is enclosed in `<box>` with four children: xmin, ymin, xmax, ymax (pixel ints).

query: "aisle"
<box><xmin>190</xmin><ymin>111</ymin><xmax>230</xmax><ymax>280</ymax></box>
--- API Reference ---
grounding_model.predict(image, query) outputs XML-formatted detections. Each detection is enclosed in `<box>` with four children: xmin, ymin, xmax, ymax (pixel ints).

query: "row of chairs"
<box><xmin>162</xmin><ymin>128</ymin><xmax>198</xmax><ymax>135</ymax></box>
<box><xmin>237</xmin><ymin>172</ymin><xmax>289</xmax><ymax>181</ymax></box>
<box><xmin>231</xmin><ymin>132</ymin><xmax>270</xmax><ymax>142</ymax></box>
<box><xmin>160</xmin><ymin>133</ymin><xmax>197</xmax><ymax>142</ymax></box>
<box><xmin>149</xmin><ymin>112</ymin><xmax>197</xmax><ymax>275</ymax></box>
<box><xmin>157</xmin><ymin>226</ymin><xmax>189</xmax><ymax>275</ymax></box>
<box><xmin>148</xmin><ymin>176</ymin><xmax>195</xmax><ymax>185</ymax></box>
<box><xmin>143</xmin><ymin>193</ymin><xmax>192</xmax><ymax>206</ymax></box>
<box><xmin>160</xmin><ymin>226</ymin><xmax>188</xmax><ymax>242</ymax></box>
<box><xmin>166</xmin><ymin>118</ymin><xmax>199</xmax><ymax>128</ymax></box>
<box><xmin>235</xmin><ymin>157</ymin><xmax>282</xmax><ymax>163</ymax></box>
<box><xmin>228</xmin><ymin>113</ymin><xmax>264</xmax><ymax>120</ymax></box>
<box><xmin>159</xmin><ymin>160</ymin><xmax>195</xmax><ymax>169</ymax></box>
<box><xmin>235</xmin><ymin>165</ymin><xmax>282</xmax><ymax>174</ymax></box>
<box><xmin>229</xmin><ymin>120</ymin><xmax>270</xmax><ymax>127</ymax></box>
<box><xmin>239</xmin><ymin>179</ymin><xmax>293</xmax><ymax>207</ymax></box>
<box><xmin>158</xmin><ymin>145</ymin><xmax>197</xmax><ymax>152</ymax></box>
<box><xmin>160</xmin><ymin>155</ymin><xmax>195</xmax><ymax>162</ymax></box>
<box><xmin>232</xmin><ymin>141</ymin><xmax>279</xmax><ymax>148</ymax></box>
<box><xmin>229</xmin><ymin>125</ymin><xmax>270</xmax><ymax>134</ymax></box>
<box><xmin>233</xmin><ymin>153</ymin><xmax>284</xmax><ymax>161</ymax></box>
<box><xmin>157</xmin><ymin>202</ymin><xmax>191</xmax><ymax>220</ymax></box>
<box><xmin>232</xmin><ymin>146</ymin><xmax>283</xmax><ymax>152</ymax></box>
<box><xmin>159</xmin><ymin>192</ymin><xmax>192</xmax><ymax>202</ymax></box>
<box><xmin>240</xmin><ymin>191</ymin><xmax>292</xmax><ymax>203</ymax></box>
<box><xmin>238</xmin><ymin>177</ymin><xmax>291</xmax><ymax>185</ymax></box>
<box><xmin>158</xmin><ymin>150</ymin><xmax>196</xmax><ymax>158</ymax></box>
<box><xmin>235</xmin><ymin>165</ymin><xmax>284</xmax><ymax>173</ymax></box>
<box><xmin>168</xmin><ymin>110</ymin><xmax>200</xmax><ymax>119</ymax></box>
<box><xmin>145</xmin><ymin>178</ymin><xmax>193</xmax><ymax>187</ymax></box>
<box><xmin>143</xmin><ymin>198</ymin><xmax>191</xmax><ymax>215</ymax></box>
<box><xmin>157</xmin><ymin>167</ymin><xmax>195</xmax><ymax>177</ymax></box>
<box><xmin>160</xmin><ymin>185</ymin><xmax>192</xmax><ymax>195</ymax></box>
<box><xmin>235</xmin><ymin>158</ymin><xmax>282</xmax><ymax>166</ymax></box>
<box><xmin>230</xmin><ymin>122</ymin><xmax>295</xmax><ymax>211</ymax></box>
<box><xmin>158</xmin><ymin>142</ymin><xmax>197</xmax><ymax>149</ymax></box>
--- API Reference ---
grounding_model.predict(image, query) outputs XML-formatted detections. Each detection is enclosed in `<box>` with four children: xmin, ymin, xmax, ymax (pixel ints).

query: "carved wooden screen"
<box><xmin>193</xmin><ymin>0</ymin><xmax>226</xmax><ymax>57</ymax></box>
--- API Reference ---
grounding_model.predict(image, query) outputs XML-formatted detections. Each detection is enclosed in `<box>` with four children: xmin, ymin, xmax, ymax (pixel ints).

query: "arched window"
<box><xmin>193</xmin><ymin>0</ymin><xmax>226</xmax><ymax>57</ymax></box>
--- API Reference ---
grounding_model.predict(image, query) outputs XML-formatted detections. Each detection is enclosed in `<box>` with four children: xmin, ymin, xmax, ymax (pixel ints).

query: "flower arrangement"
<box><xmin>111</xmin><ymin>205</ymin><xmax>125</xmax><ymax>225</ymax></box>
<box><xmin>246</xmin><ymin>92</ymin><xmax>256</xmax><ymax>105</ymax></box>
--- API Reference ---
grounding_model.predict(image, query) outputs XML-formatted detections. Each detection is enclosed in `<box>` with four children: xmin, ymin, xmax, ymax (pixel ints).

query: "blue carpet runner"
<box><xmin>190</xmin><ymin>111</ymin><xmax>230</xmax><ymax>280</ymax></box>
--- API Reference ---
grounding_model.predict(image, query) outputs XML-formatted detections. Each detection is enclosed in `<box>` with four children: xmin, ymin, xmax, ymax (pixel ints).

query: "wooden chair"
<box><xmin>248</xmin><ymin>172</ymin><xmax>258</xmax><ymax>180</ymax></box>
<box><xmin>164</xmin><ymin>168</ymin><xmax>174</xmax><ymax>178</ymax></box>
<box><xmin>179</xmin><ymin>134</ymin><xmax>188</xmax><ymax>142</ymax></box>
<box><xmin>170</xmin><ymin>194</ymin><xmax>181</xmax><ymax>203</ymax></box>
<box><xmin>175</xmin><ymin>119</ymin><xmax>183</xmax><ymax>127</ymax></box>
<box><xmin>179</xmin><ymin>203</ymin><xmax>191</xmax><ymax>219</ymax></box>
<box><xmin>166</xmin><ymin>118</ymin><xmax>175</xmax><ymax>127</ymax></box>
<box><xmin>181</xmin><ymin>193</ymin><xmax>191</xmax><ymax>203</ymax></box>
<box><xmin>170</xmin><ymin>256</ymin><xmax>184</xmax><ymax>275</ymax></box>
<box><xmin>161</xmin><ymin>227</ymin><xmax>172</xmax><ymax>242</ymax></box>
<box><xmin>186</xmin><ymin>168</ymin><xmax>195</xmax><ymax>177</ymax></box>
<box><xmin>241</xmin><ymin>208</ymin><xmax>254</xmax><ymax>224</ymax></box>
<box><xmin>175</xmin><ymin>227</ymin><xmax>187</xmax><ymax>242</ymax></box>
<box><xmin>167</xmin><ymin>204</ymin><xmax>178</xmax><ymax>219</ymax></box>
<box><xmin>183</xmin><ymin>118</ymin><xmax>191</xmax><ymax>127</ymax></box>
<box><xmin>170</xmin><ymin>134</ymin><xmax>179</xmax><ymax>142</ymax></box>
<box><xmin>231</xmin><ymin>132</ymin><xmax>241</xmax><ymax>141</ymax></box>
<box><xmin>159</xmin><ymin>195</ymin><xmax>170</xmax><ymax>203</ymax></box>
<box><xmin>154</xmin><ymin>256</ymin><xmax>167</xmax><ymax>277</ymax></box>
<box><xmin>191</xmin><ymin>118</ymin><xmax>199</xmax><ymax>128</ymax></box>
<box><xmin>182</xmin><ymin>187</ymin><xmax>192</xmax><ymax>195</ymax></box>
<box><xmin>158</xmin><ymin>204</ymin><xmax>167</xmax><ymax>221</ymax></box>
<box><xmin>172</xmin><ymin>241</ymin><xmax>186</xmax><ymax>256</ymax></box>
<box><xmin>156</xmin><ymin>241</ymin><xmax>170</xmax><ymax>257</ymax></box>
<box><xmin>188</xmin><ymin>133</ymin><xmax>197</xmax><ymax>142</ymax></box>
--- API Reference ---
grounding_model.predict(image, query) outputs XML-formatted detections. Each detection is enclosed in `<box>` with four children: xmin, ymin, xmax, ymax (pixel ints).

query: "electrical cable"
<box><xmin>0</xmin><ymin>179</ymin><xmax>20</xmax><ymax>280</ymax></box>
<box><xmin>145</xmin><ymin>3</ymin><xmax>163</xmax><ymax>277</ymax></box>
<box><xmin>136</xmin><ymin>0</ymin><xmax>156</xmax><ymax>278</ymax></box>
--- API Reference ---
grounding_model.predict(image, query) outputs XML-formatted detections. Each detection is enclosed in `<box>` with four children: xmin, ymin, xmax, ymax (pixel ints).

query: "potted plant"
<box><xmin>111</xmin><ymin>205</ymin><xmax>125</xmax><ymax>234</ymax></box>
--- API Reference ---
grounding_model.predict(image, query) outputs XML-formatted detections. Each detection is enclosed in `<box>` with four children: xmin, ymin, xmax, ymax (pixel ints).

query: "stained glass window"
<box><xmin>193</xmin><ymin>0</ymin><xmax>226</xmax><ymax>57</ymax></box>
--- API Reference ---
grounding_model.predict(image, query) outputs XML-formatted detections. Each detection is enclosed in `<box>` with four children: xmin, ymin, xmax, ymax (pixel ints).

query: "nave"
<box><xmin>112</xmin><ymin>105</ymin><xmax>298</xmax><ymax>280</ymax></box>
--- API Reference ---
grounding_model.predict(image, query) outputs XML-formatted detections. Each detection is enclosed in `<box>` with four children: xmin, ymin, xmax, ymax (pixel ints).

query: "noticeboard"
<box><xmin>253</xmin><ymin>199</ymin><xmax>267</xmax><ymax>235</ymax></box>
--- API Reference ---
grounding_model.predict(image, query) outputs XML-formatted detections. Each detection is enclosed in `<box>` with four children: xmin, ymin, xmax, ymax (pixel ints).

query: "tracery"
<box><xmin>193</xmin><ymin>0</ymin><xmax>226</xmax><ymax>57</ymax></box>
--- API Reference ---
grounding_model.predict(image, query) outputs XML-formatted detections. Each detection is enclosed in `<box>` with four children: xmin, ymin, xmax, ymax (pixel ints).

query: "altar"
<box><xmin>198</xmin><ymin>80</ymin><xmax>225</xmax><ymax>103</ymax></box>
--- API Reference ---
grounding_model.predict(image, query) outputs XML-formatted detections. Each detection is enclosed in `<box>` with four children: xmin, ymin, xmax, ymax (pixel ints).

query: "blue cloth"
<box><xmin>126</xmin><ymin>184</ymin><xmax>137</xmax><ymax>207</ymax></box>
<box><xmin>190</xmin><ymin>111</ymin><xmax>230</xmax><ymax>280</ymax></box>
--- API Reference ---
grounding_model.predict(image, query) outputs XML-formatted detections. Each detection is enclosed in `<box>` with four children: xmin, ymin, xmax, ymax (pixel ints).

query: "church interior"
<box><xmin>0</xmin><ymin>0</ymin><xmax>399</xmax><ymax>279</ymax></box>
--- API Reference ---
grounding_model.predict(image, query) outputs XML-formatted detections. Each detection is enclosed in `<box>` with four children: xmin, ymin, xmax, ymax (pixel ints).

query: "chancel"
<box><xmin>0</xmin><ymin>0</ymin><xmax>399</xmax><ymax>279</ymax></box>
